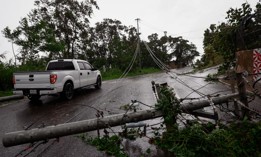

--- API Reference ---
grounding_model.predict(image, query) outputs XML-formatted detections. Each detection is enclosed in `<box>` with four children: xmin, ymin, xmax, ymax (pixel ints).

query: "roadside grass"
<box><xmin>0</xmin><ymin>90</ymin><xmax>13</xmax><ymax>97</ymax></box>
<box><xmin>101</xmin><ymin>67</ymin><xmax>161</xmax><ymax>80</ymax></box>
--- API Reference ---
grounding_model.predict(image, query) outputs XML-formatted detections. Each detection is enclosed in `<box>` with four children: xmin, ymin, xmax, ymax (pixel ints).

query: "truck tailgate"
<box><xmin>14</xmin><ymin>72</ymin><xmax>53</xmax><ymax>89</ymax></box>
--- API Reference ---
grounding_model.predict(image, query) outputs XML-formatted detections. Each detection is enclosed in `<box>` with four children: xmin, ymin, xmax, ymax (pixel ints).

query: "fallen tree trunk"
<box><xmin>2</xmin><ymin>93</ymin><xmax>239</xmax><ymax>147</ymax></box>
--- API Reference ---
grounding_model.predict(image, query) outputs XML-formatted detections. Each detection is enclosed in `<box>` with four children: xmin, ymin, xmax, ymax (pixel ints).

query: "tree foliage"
<box><xmin>1</xmin><ymin>0</ymin><xmax>200</xmax><ymax>91</ymax></box>
<box><xmin>200</xmin><ymin>3</ymin><xmax>261</xmax><ymax>69</ymax></box>
<box><xmin>2</xmin><ymin>0</ymin><xmax>99</xmax><ymax>65</ymax></box>
<box><xmin>88</xmin><ymin>19</ymin><xmax>137</xmax><ymax>70</ymax></box>
<box><xmin>145</xmin><ymin>34</ymin><xmax>199</xmax><ymax>68</ymax></box>
<box><xmin>169</xmin><ymin>37</ymin><xmax>199</xmax><ymax>67</ymax></box>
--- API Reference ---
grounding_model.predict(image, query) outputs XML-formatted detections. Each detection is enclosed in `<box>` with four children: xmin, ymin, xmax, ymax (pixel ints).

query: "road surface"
<box><xmin>0</xmin><ymin>67</ymin><xmax>260</xmax><ymax>157</ymax></box>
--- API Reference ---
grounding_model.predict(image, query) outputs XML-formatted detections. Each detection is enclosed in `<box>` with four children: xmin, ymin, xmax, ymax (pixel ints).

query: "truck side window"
<box><xmin>83</xmin><ymin>63</ymin><xmax>92</xmax><ymax>70</ymax></box>
<box><xmin>77</xmin><ymin>62</ymin><xmax>85</xmax><ymax>70</ymax></box>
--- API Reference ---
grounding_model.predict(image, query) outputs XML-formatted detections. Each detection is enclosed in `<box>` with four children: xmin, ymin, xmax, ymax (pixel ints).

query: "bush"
<box><xmin>0</xmin><ymin>63</ymin><xmax>15</xmax><ymax>91</ymax></box>
<box><xmin>0</xmin><ymin>62</ymin><xmax>45</xmax><ymax>92</ymax></box>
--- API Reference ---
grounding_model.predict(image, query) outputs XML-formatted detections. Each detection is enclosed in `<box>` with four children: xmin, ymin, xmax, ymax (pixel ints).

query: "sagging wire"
<box><xmin>134</xmin><ymin>100</ymin><xmax>155</xmax><ymax>108</ymax></box>
<box><xmin>216</xmin><ymin>102</ymin><xmax>242</xmax><ymax>118</ymax></box>
<box><xmin>23</xmin><ymin>141</ymin><xmax>48</xmax><ymax>157</ymax></box>
<box><xmin>171</xmin><ymin>74</ymin><xmax>207</xmax><ymax>97</ymax></box>
<box><xmin>178</xmin><ymin>73</ymin><xmax>209</xmax><ymax>79</ymax></box>
<box><xmin>144</xmin><ymin>42</ymin><xmax>170</xmax><ymax>72</ymax></box>
<box><xmin>14</xmin><ymin>143</ymin><xmax>36</xmax><ymax>157</ymax></box>
<box><xmin>252</xmin><ymin>77</ymin><xmax>261</xmax><ymax>98</ymax></box>
<box><xmin>15</xmin><ymin>122</ymin><xmax>50</xmax><ymax>157</ymax></box>
<box><xmin>16</xmin><ymin>92</ymin><xmax>122</xmax><ymax>156</ymax></box>
<box><xmin>236</xmin><ymin>100</ymin><xmax>261</xmax><ymax>116</ymax></box>
<box><xmin>181</xmin><ymin>88</ymin><xmax>232</xmax><ymax>102</ymax></box>
<box><xmin>118</xmin><ymin>41</ymin><xmax>139</xmax><ymax>80</ymax></box>
<box><xmin>15</xmin><ymin>43</ymin><xmax>141</xmax><ymax>156</ymax></box>
<box><xmin>90</xmin><ymin>41</ymin><xmax>140</xmax><ymax>111</ymax></box>
<box><xmin>15</xmin><ymin>40</ymin><xmax>158</xmax><ymax>156</ymax></box>
<box><xmin>207</xmin><ymin>97</ymin><xmax>220</xmax><ymax>127</ymax></box>
<box><xmin>35</xmin><ymin>139</ymin><xmax>59</xmax><ymax>157</ymax></box>
<box><xmin>208</xmin><ymin>89</ymin><xmax>232</xmax><ymax>97</ymax></box>
<box><xmin>144</xmin><ymin>41</ymin><xmax>212</xmax><ymax>123</ymax></box>
<box><xmin>181</xmin><ymin>83</ymin><xmax>211</xmax><ymax>101</ymax></box>
<box><xmin>14</xmin><ymin>138</ymin><xmax>59</xmax><ymax>157</ymax></box>
<box><xmin>241</xmin><ymin>71</ymin><xmax>261</xmax><ymax>102</ymax></box>
<box><xmin>144</xmin><ymin>41</ymin><xmax>207</xmax><ymax>98</ymax></box>
<box><xmin>70</xmin><ymin>40</ymin><xmax>140</xmax><ymax>122</ymax></box>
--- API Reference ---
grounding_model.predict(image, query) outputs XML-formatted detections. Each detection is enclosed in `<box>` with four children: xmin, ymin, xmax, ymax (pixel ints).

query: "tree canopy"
<box><xmin>3</xmin><ymin>0</ymin><xmax>99</xmax><ymax>65</ymax></box>
<box><xmin>2</xmin><ymin>0</ymin><xmax>199</xmax><ymax>70</ymax></box>
<box><xmin>199</xmin><ymin>3</ymin><xmax>261</xmax><ymax>69</ymax></box>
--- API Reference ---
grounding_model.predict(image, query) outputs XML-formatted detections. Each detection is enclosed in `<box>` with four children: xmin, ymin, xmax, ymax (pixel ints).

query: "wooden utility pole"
<box><xmin>236</xmin><ymin>72</ymin><xmax>249</xmax><ymax>118</ymax></box>
<box><xmin>3</xmin><ymin>93</ymin><xmax>239</xmax><ymax>147</ymax></box>
<box><xmin>135</xmin><ymin>18</ymin><xmax>142</xmax><ymax>69</ymax></box>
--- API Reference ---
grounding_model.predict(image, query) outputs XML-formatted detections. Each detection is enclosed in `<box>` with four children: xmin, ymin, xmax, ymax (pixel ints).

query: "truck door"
<box><xmin>83</xmin><ymin>62</ymin><xmax>97</xmax><ymax>84</ymax></box>
<box><xmin>77</xmin><ymin>62</ymin><xmax>88</xmax><ymax>87</ymax></box>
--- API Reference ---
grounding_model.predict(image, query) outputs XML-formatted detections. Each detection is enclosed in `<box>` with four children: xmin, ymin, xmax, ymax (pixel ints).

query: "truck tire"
<box><xmin>95</xmin><ymin>76</ymin><xmax>102</xmax><ymax>89</ymax></box>
<box><xmin>28</xmin><ymin>94</ymin><xmax>41</xmax><ymax>101</ymax></box>
<box><xmin>62</xmin><ymin>82</ymin><xmax>74</xmax><ymax>100</ymax></box>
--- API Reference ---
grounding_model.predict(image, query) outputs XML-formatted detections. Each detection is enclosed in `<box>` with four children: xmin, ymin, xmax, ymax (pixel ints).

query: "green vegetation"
<box><xmin>1</xmin><ymin>0</ymin><xmax>200</xmax><ymax>96</ymax></box>
<box><xmin>154</xmin><ymin>121</ymin><xmax>261</xmax><ymax>157</ymax></box>
<box><xmin>78</xmin><ymin>86</ymin><xmax>261</xmax><ymax>157</ymax></box>
<box><xmin>196</xmin><ymin>3</ymin><xmax>261</xmax><ymax>71</ymax></box>
<box><xmin>0</xmin><ymin>61</ymin><xmax>45</xmax><ymax>93</ymax></box>
<box><xmin>205</xmin><ymin>73</ymin><xmax>219</xmax><ymax>82</ymax></box>
<box><xmin>0</xmin><ymin>90</ymin><xmax>13</xmax><ymax>97</ymax></box>
<box><xmin>155</xmin><ymin>87</ymin><xmax>180</xmax><ymax>125</ymax></box>
<box><xmin>153</xmin><ymin>87</ymin><xmax>261</xmax><ymax>157</ymax></box>
<box><xmin>102</xmin><ymin>67</ymin><xmax>161</xmax><ymax>80</ymax></box>
<box><xmin>80</xmin><ymin>134</ymin><xmax>128</xmax><ymax>157</ymax></box>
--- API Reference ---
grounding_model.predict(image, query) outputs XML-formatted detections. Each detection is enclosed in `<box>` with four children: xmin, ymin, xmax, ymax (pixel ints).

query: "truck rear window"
<box><xmin>47</xmin><ymin>61</ymin><xmax>75</xmax><ymax>70</ymax></box>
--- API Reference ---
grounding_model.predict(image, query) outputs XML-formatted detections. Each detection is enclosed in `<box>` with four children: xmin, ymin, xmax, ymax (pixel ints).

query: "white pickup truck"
<box><xmin>13</xmin><ymin>59</ymin><xmax>102</xmax><ymax>101</ymax></box>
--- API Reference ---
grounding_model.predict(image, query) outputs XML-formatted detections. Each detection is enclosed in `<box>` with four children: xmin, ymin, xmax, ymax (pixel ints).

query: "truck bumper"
<box><xmin>13</xmin><ymin>88</ymin><xmax>60</xmax><ymax>96</ymax></box>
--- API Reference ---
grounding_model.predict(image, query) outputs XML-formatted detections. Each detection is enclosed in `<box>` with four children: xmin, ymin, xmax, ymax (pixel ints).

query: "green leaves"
<box><xmin>155</xmin><ymin>85</ymin><xmax>261</xmax><ymax>157</ymax></box>
<box><xmin>156</xmin><ymin>87</ymin><xmax>181</xmax><ymax>125</ymax></box>
<box><xmin>169</xmin><ymin>37</ymin><xmax>199</xmax><ymax>67</ymax></box>
<box><xmin>201</xmin><ymin>2</ymin><xmax>261</xmax><ymax>70</ymax></box>
<box><xmin>81</xmin><ymin>134</ymin><xmax>128</xmax><ymax>157</ymax></box>
<box><xmin>155</xmin><ymin>121</ymin><xmax>261</xmax><ymax>157</ymax></box>
<box><xmin>2</xmin><ymin>0</ymin><xmax>99</xmax><ymax>64</ymax></box>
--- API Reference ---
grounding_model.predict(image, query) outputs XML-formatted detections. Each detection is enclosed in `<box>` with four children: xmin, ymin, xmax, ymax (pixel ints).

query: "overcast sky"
<box><xmin>0</xmin><ymin>0</ymin><xmax>259</xmax><ymax>62</ymax></box>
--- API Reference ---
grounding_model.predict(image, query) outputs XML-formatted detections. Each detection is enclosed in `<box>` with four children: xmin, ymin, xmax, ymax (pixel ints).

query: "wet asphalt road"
<box><xmin>0</xmin><ymin>71</ymin><xmax>163</xmax><ymax>157</ymax></box>
<box><xmin>0</xmin><ymin>67</ymin><xmax>260</xmax><ymax>157</ymax></box>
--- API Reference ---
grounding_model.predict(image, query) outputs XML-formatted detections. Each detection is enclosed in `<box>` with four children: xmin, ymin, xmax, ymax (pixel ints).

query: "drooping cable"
<box><xmin>144</xmin><ymin>41</ymin><xmax>207</xmax><ymax>97</ymax></box>
<box><xmin>144</xmin><ymin>42</ymin><xmax>170</xmax><ymax>72</ymax></box>
<box><xmin>118</xmin><ymin>42</ymin><xmax>139</xmax><ymax>79</ymax></box>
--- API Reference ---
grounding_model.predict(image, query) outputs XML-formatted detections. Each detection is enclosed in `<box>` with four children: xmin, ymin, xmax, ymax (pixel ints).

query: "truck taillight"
<box><xmin>13</xmin><ymin>76</ymin><xmax>16</xmax><ymax>84</ymax></box>
<box><xmin>50</xmin><ymin>74</ymin><xmax>57</xmax><ymax>84</ymax></box>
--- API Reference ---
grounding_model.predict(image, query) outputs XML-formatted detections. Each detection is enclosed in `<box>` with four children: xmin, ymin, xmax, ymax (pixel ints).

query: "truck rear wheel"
<box><xmin>62</xmin><ymin>82</ymin><xmax>74</xmax><ymax>100</ymax></box>
<box><xmin>95</xmin><ymin>76</ymin><xmax>102</xmax><ymax>89</ymax></box>
<box><xmin>28</xmin><ymin>95</ymin><xmax>41</xmax><ymax>101</ymax></box>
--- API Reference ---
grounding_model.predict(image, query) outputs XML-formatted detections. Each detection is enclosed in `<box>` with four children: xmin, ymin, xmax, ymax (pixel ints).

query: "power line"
<box><xmin>143</xmin><ymin>41</ymin><xmax>207</xmax><ymax>98</ymax></box>
<box><xmin>139</xmin><ymin>20</ymin><xmax>204</xmax><ymax>37</ymax></box>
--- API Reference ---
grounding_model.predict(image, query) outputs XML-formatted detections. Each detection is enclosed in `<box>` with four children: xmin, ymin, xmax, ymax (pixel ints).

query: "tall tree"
<box><xmin>201</xmin><ymin>3</ymin><xmax>261</xmax><ymax>69</ymax></box>
<box><xmin>2</xmin><ymin>0</ymin><xmax>99</xmax><ymax>64</ymax></box>
<box><xmin>169</xmin><ymin>37</ymin><xmax>199</xmax><ymax>67</ymax></box>
<box><xmin>89</xmin><ymin>19</ymin><xmax>137</xmax><ymax>70</ymax></box>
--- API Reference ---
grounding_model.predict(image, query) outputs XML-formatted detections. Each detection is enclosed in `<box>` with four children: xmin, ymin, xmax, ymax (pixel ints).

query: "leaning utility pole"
<box><xmin>135</xmin><ymin>18</ymin><xmax>142</xmax><ymax>69</ymax></box>
<box><xmin>3</xmin><ymin>92</ymin><xmax>239</xmax><ymax>147</ymax></box>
